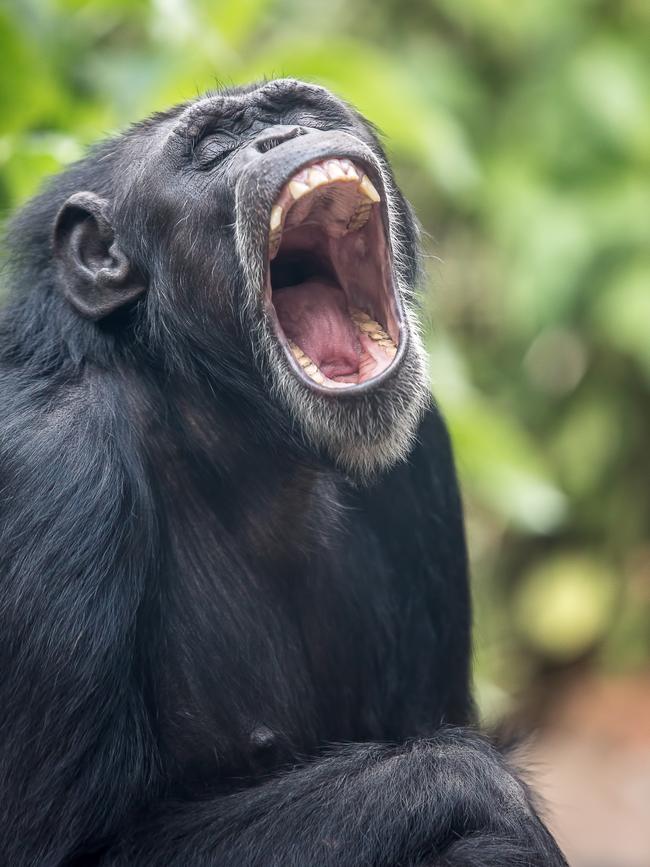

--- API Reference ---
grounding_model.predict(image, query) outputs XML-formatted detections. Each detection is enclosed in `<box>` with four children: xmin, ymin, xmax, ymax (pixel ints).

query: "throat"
<box><xmin>232</xmin><ymin>462</ymin><xmax>341</xmax><ymax>564</ymax></box>
<box><xmin>272</xmin><ymin>279</ymin><xmax>361</xmax><ymax>381</ymax></box>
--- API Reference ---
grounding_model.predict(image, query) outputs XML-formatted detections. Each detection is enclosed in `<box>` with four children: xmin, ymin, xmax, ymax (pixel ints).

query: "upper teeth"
<box><xmin>308</xmin><ymin>167</ymin><xmax>329</xmax><ymax>188</ymax></box>
<box><xmin>326</xmin><ymin>160</ymin><xmax>345</xmax><ymax>180</ymax></box>
<box><xmin>269</xmin><ymin>158</ymin><xmax>381</xmax><ymax>240</ymax></box>
<box><xmin>289</xmin><ymin>180</ymin><xmax>310</xmax><ymax>200</ymax></box>
<box><xmin>342</xmin><ymin>161</ymin><xmax>359</xmax><ymax>180</ymax></box>
<box><xmin>359</xmin><ymin>174</ymin><xmax>380</xmax><ymax>203</ymax></box>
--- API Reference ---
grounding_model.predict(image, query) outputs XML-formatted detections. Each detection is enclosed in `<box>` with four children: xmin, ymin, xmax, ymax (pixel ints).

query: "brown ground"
<box><xmin>524</xmin><ymin>675</ymin><xmax>650</xmax><ymax>867</ymax></box>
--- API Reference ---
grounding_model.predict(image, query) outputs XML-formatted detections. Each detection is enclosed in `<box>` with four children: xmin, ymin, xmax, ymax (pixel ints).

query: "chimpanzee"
<box><xmin>0</xmin><ymin>79</ymin><xmax>567</xmax><ymax>866</ymax></box>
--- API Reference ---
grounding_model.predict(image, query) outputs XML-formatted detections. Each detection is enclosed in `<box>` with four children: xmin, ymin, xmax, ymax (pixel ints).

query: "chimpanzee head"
<box><xmin>44</xmin><ymin>79</ymin><xmax>429</xmax><ymax>476</ymax></box>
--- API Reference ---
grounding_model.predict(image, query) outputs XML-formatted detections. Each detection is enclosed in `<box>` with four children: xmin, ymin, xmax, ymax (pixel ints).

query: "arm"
<box><xmin>105</xmin><ymin>730</ymin><xmax>566</xmax><ymax>867</ymax></box>
<box><xmin>0</xmin><ymin>379</ymin><xmax>157</xmax><ymax>865</ymax></box>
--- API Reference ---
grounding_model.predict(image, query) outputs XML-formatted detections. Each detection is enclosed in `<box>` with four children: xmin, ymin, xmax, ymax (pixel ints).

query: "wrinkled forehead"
<box><xmin>170</xmin><ymin>79</ymin><xmax>357</xmax><ymax>138</ymax></box>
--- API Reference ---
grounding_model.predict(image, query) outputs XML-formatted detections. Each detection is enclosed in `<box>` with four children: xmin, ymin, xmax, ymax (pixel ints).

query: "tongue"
<box><xmin>273</xmin><ymin>279</ymin><xmax>360</xmax><ymax>379</ymax></box>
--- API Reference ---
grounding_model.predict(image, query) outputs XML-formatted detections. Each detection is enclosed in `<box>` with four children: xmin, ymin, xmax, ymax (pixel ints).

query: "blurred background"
<box><xmin>1</xmin><ymin>1</ymin><xmax>649</xmax><ymax>863</ymax></box>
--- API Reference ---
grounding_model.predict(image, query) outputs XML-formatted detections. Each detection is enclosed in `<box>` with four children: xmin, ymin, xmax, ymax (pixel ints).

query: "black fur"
<box><xmin>0</xmin><ymin>79</ymin><xmax>567</xmax><ymax>866</ymax></box>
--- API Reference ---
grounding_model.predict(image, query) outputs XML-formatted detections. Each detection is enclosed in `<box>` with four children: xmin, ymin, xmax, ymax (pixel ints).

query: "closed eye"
<box><xmin>192</xmin><ymin>133</ymin><xmax>239</xmax><ymax>169</ymax></box>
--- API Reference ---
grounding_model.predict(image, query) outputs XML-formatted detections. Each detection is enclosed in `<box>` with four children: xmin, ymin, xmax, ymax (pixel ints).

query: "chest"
<box><xmin>153</xmin><ymin>520</ymin><xmax>399</xmax><ymax>783</ymax></box>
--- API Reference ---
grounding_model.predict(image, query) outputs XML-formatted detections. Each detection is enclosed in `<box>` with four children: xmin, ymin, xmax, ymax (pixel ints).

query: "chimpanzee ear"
<box><xmin>53</xmin><ymin>191</ymin><xmax>146</xmax><ymax>320</ymax></box>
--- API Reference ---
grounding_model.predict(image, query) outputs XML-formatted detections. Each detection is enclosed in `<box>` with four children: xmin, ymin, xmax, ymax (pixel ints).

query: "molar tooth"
<box><xmin>358</xmin><ymin>319</ymin><xmax>382</xmax><ymax>333</ymax></box>
<box><xmin>385</xmin><ymin>346</ymin><xmax>397</xmax><ymax>359</ymax></box>
<box><xmin>350</xmin><ymin>308</ymin><xmax>371</xmax><ymax>323</ymax></box>
<box><xmin>310</xmin><ymin>369</ymin><xmax>325</xmax><ymax>384</ymax></box>
<box><xmin>289</xmin><ymin>180</ymin><xmax>310</xmax><ymax>200</ymax></box>
<box><xmin>298</xmin><ymin>355</ymin><xmax>313</xmax><ymax>368</ymax></box>
<box><xmin>347</xmin><ymin>201</ymin><xmax>372</xmax><ymax>231</ymax></box>
<box><xmin>369</xmin><ymin>330</ymin><xmax>389</xmax><ymax>341</ymax></box>
<box><xmin>308</xmin><ymin>167</ymin><xmax>329</xmax><ymax>188</ymax></box>
<box><xmin>378</xmin><ymin>338</ymin><xmax>395</xmax><ymax>348</ymax></box>
<box><xmin>269</xmin><ymin>205</ymin><xmax>283</xmax><ymax>232</ymax></box>
<box><xmin>304</xmin><ymin>363</ymin><xmax>318</xmax><ymax>376</ymax></box>
<box><xmin>359</xmin><ymin>175</ymin><xmax>380</xmax><ymax>203</ymax></box>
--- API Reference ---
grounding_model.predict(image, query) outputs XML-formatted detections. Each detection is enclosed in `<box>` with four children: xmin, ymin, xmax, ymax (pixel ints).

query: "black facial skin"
<box><xmin>0</xmin><ymin>79</ymin><xmax>566</xmax><ymax>866</ymax></box>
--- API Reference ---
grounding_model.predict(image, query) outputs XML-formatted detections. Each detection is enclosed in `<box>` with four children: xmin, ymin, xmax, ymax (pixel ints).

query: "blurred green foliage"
<box><xmin>2</xmin><ymin>0</ymin><xmax>649</xmax><ymax>722</ymax></box>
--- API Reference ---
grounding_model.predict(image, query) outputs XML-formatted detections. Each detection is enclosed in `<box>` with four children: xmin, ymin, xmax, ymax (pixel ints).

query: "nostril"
<box><xmin>255</xmin><ymin>138</ymin><xmax>284</xmax><ymax>154</ymax></box>
<box><xmin>254</xmin><ymin>126</ymin><xmax>309</xmax><ymax>154</ymax></box>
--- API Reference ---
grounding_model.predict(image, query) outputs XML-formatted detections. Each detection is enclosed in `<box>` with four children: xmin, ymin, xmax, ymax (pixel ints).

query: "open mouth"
<box><xmin>266</xmin><ymin>157</ymin><xmax>401</xmax><ymax>391</ymax></box>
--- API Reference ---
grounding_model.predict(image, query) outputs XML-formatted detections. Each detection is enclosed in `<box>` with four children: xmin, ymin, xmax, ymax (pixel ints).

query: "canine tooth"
<box><xmin>289</xmin><ymin>180</ymin><xmax>310</xmax><ymax>200</ymax></box>
<box><xmin>326</xmin><ymin>161</ymin><xmax>346</xmax><ymax>180</ymax></box>
<box><xmin>308</xmin><ymin>167</ymin><xmax>329</xmax><ymax>188</ymax></box>
<box><xmin>359</xmin><ymin>175</ymin><xmax>380</xmax><ymax>203</ymax></box>
<box><xmin>304</xmin><ymin>363</ymin><xmax>318</xmax><ymax>376</ymax></box>
<box><xmin>269</xmin><ymin>205</ymin><xmax>283</xmax><ymax>232</ymax></box>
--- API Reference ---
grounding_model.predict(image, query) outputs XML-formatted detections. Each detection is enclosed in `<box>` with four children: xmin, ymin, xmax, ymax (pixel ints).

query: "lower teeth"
<box><xmin>287</xmin><ymin>311</ymin><xmax>397</xmax><ymax>384</ymax></box>
<box><xmin>350</xmin><ymin>309</ymin><xmax>397</xmax><ymax>355</ymax></box>
<box><xmin>288</xmin><ymin>341</ymin><xmax>325</xmax><ymax>384</ymax></box>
